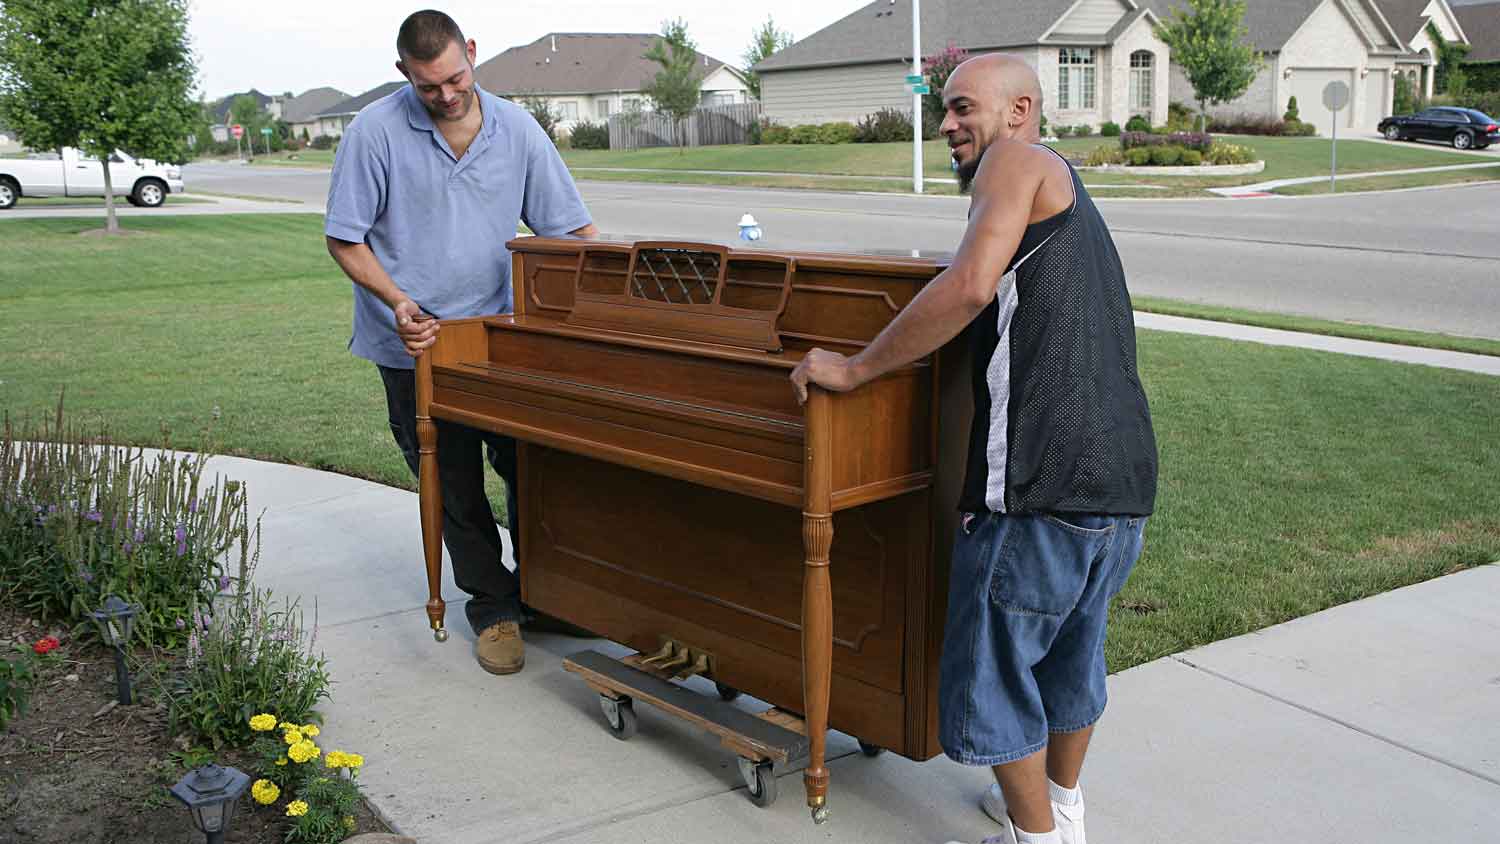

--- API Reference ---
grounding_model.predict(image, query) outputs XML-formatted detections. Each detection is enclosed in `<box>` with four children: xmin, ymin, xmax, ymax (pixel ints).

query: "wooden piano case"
<box><xmin>415</xmin><ymin>235</ymin><xmax>969</xmax><ymax>818</ymax></box>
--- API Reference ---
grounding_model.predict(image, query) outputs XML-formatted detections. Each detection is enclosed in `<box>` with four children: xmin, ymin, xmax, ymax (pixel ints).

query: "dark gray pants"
<box><xmin>378</xmin><ymin>365</ymin><xmax>521</xmax><ymax>633</ymax></box>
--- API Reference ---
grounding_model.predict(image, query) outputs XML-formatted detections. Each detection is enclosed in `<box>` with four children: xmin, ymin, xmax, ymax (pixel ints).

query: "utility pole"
<box><xmin>911</xmin><ymin>0</ymin><xmax>924</xmax><ymax>194</ymax></box>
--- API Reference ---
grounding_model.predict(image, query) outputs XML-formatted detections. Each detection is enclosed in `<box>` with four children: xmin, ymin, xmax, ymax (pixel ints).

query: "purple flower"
<box><xmin>218</xmin><ymin>574</ymin><xmax>232</xmax><ymax>592</ymax></box>
<box><xmin>133</xmin><ymin>528</ymin><xmax>145</xmax><ymax>543</ymax></box>
<box><xmin>175</xmin><ymin>617</ymin><xmax>186</xmax><ymax>630</ymax></box>
<box><xmin>121</xmin><ymin>541</ymin><xmax>133</xmax><ymax>554</ymax></box>
<box><xmin>77</xmin><ymin>566</ymin><xmax>94</xmax><ymax>584</ymax></box>
<box><xmin>85</xmin><ymin>510</ymin><xmax>102</xmax><ymax>523</ymax></box>
<box><xmin>174</xmin><ymin>524</ymin><xmax>187</xmax><ymax>557</ymax></box>
<box><xmin>188</xmin><ymin>498</ymin><xmax>198</xmax><ymax>513</ymax></box>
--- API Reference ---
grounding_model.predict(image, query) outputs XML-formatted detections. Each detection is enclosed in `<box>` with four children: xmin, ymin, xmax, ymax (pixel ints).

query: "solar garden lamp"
<box><xmin>89</xmin><ymin>595</ymin><xmax>138</xmax><ymax>704</ymax></box>
<box><xmin>168</xmin><ymin>764</ymin><xmax>251</xmax><ymax>844</ymax></box>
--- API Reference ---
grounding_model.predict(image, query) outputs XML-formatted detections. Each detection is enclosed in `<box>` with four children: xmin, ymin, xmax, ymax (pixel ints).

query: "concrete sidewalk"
<box><xmin>184</xmin><ymin>317</ymin><xmax>1498</xmax><ymax>844</ymax></box>
<box><xmin>211</xmin><ymin>451</ymin><xmax>1498</xmax><ymax>844</ymax></box>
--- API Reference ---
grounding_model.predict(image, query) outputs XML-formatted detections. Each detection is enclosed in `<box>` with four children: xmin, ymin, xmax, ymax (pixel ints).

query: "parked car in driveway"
<box><xmin>1378</xmin><ymin>107</ymin><xmax>1499</xmax><ymax>150</ymax></box>
<box><xmin>0</xmin><ymin>148</ymin><xmax>184</xmax><ymax>209</ymax></box>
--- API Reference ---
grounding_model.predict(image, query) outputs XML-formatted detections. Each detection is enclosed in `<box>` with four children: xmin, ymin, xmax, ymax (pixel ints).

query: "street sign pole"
<box><xmin>1322</xmin><ymin>80</ymin><xmax>1350</xmax><ymax>194</ymax></box>
<box><xmin>911</xmin><ymin>0</ymin><xmax>923</xmax><ymax>194</ymax></box>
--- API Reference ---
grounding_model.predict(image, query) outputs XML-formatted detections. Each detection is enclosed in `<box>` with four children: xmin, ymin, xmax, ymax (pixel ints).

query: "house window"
<box><xmin>556</xmin><ymin>101</ymin><xmax>578</xmax><ymax>120</ymax></box>
<box><xmin>594</xmin><ymin>98</ymin><xmax>612</xmax><ymax>118</ymax></box>
<box><xmin>621</xmin><ymin>97</ymin><xmax>644</xmax><ymax>112</ymax></box>
<box><xmin>702</xmin><ymin>92</ymin><xmax>735</xmax><ymax>107</ymax></box>
<box><xmin>1058</xmin><ymin>48</ymin><xmax>1096</xmax><ymax>111</ymax></box>
<box><xmin>1129</xmin><ymin>50</ymin><xmax>1154</xmax><ymax>113</ymax></box>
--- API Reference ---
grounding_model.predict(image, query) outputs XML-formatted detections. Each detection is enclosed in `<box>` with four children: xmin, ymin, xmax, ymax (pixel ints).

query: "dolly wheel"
<box><xmin>600</xmin><ymin>695</ymin><xmax>637</xmax><ymax>740</ymax></box>
<box><xmin>738</xmin><ymin>757</ymin><xmax>777</xmax><ymax>807</ymax></box>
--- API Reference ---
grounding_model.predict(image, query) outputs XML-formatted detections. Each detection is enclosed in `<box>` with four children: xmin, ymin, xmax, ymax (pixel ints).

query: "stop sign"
<box><xmin>230</xmin><ymin>124</ymin><xmax>244</xmax><ymax>139</ymax></box>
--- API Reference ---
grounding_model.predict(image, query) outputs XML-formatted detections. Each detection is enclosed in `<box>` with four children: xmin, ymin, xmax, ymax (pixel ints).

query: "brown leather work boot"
<box><xmin>475</xmin><ymin>620</ymin><xmax>524</xmax><ymax>675</ymax></box>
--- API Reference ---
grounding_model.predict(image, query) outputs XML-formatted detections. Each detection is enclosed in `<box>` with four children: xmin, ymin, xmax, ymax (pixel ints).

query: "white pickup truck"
<box><xmin>0</xmin><ymin>148</ymin><xmax>184</xmax><ymax>210</ymax></box>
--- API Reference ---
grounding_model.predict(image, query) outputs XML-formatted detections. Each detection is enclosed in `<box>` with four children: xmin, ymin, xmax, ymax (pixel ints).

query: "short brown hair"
<box><xmin>397</xmin><ymin>10</ymin><xmax>465</xmax><ymax>62</ymax></box>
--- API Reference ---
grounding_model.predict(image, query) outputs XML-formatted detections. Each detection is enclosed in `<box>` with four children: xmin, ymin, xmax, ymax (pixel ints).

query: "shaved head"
<box><xmin>939</xmin><ymin>54</ymin><xmax>1045</xmax><ymax>191</ymax></box>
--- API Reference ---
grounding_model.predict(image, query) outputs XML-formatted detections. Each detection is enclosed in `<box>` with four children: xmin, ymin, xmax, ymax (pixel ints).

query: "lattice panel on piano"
<box><xmin>632</xmin><ymin>247</ymin><xmax>721</xmax><ymax>305</ymax></box>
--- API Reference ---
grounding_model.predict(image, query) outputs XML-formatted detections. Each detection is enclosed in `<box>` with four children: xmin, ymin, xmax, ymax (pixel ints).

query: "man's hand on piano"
<box><xmin>394</xmin><ymin>299</ymin><xmax>441</xmax><ymax>357</ymax></box>
<box><xmin>790</xmin><ymin>348</ymin><xmax>862</xmax><ymax>405</ymax></box>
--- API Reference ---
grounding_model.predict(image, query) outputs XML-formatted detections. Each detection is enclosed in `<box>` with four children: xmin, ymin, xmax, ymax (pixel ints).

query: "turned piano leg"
<box><xmin>801</xmin><ymin>389</ymin><xmax>833</xmax><ymax>824</ymax></box>
<box><xmin>416</xmin><ymin>354</ymin><xmax>447</xmax><ymax>642</ymax></box>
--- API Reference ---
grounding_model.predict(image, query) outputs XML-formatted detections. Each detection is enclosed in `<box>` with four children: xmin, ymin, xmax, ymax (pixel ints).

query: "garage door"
<box><xmin>1288</xmin><ymin>68</ymin><xmax>1356</xmax><ymax>136</ymax></box>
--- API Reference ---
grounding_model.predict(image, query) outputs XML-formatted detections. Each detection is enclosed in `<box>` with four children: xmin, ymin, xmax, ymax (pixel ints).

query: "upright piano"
<box><xmin>414</xmin><ymin>234</ymin><xmax>970</xmax><ymax>821</ymax></box>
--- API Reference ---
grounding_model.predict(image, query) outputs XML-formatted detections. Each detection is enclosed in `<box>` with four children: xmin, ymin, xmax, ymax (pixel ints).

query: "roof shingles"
<box><xmin>474</xmin><ymin>33</ymin><xmax>732</xmax><ymax>95</ymax></box>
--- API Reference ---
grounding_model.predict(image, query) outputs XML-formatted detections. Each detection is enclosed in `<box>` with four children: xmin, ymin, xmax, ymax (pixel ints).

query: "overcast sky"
<box><xmin>188</xmin><ymin>0</ymin><xmax>873</xmax><ymax>102</ymax></box>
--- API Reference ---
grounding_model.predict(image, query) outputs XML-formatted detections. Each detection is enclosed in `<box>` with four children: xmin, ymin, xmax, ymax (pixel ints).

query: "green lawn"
<box><xmin>1271</xmin><ymin>164</ymin><xmax>1500</xmax><ymax>195</ymax></box>
<box><xmin>13</xmin><ymin>195</ymin><xmax>209</xmax><ymax>207</ymax></box>
<box><xmin>1</xmin><ymin>214</ymin><xmax>1496</xmax><ymax>671</ymax></box>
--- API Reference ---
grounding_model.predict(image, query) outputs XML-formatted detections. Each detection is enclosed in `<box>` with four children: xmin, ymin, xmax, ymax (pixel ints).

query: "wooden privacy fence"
<box><xmin>607</xmin><ymin>102</ymin><xmax>763</xmax><ymax>149</ymax></box>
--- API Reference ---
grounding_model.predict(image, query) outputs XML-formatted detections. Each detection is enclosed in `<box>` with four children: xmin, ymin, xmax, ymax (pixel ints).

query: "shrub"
<box><xmin>1054</xmin><ymin>124</ymin><xmax>1074</xmax><ymax>138</ymax></box>
<box><xmin>853</xmin><ymin>107</ymin><xmax>915</xmax><ymax>143</ymax></box>
<box><xmin>1283</xmin><ymin>96</ymin><xmax>1300</xmax><ymax>122</ymax></box>
<box><xmin>762</xmin><ymin>123</ymin><xmax>791</xmax><ymax>144</ymax></box>
<box><xmin>1040</xmin><ymin>113</ymin><xmax>1049</xmax><ymax>136</ymax></box>
<box><xmin>817</xmin><ymin>122</ymin><xmax>857</xmax><ymax>144</ymax></box>
<box><xmin>1167</xmin><ymin>101</ymin><xmax>1196</xmax><ymax>132</ymax></box>
<box><xmin>1120</xmin><ymin>131</ymin><xmax>1213</xmax><ymax>152</ymax></box>
<box><xmin>1100</xmin><ymin>121</ymin><xmax>1121</xmax><ymax>137</ymax></box>
<box><xmin>789</xmin><ymin>124</ymin><xmax>822</xmax><ymax>144</ymax></box>
<box><xmin>0</xmin><ymin>645</ymin><xmax>37</xmax><ymax>731</ymax></box>
<box><xmin>1084</xmin><ymin>145</ymin><xmax>1123</xmax><ymax>166</ymax></box>
<box><xmin>1149</xmin><ymin>145</ymin><xmax>1183</xmax><ymax>166</ymax></box>
<box><xmin>570</xmin><ymin>120</ymin><xmax>609</xmax><ymax>149</ymax></box>
<box><xmin>1124</xmin><ymin>115</ymin><xmax>1151</xmax><ymax>133</ymax></box>
<box><xmin>309</xmin><ymin>135</ymin><xmax>336</xmax><ymax>150</ymax></box>
<box><xmin>1285</xmin><ymin>119</ymin><xmax>1317</xmax><ymax>136</ymax></box>
<box><xmin>0</xmin><ymin>412</ymin><xmax>257</xmax><ymax>651</ymax></box>
<box><xmin>1206</xmin><ymin>141</ymin><xmax>1256</xmax><ymax>165</ymax></box>
<box><xmin>519</xmin><ymin>94</ymin><xmax>559</xmax><ymax>143</ymax></box>
<box><xmin>1073</xmin><ymin>124</ymin><xmax>1094</xmax><ymax>137</ymax></box>
<box><xmin>161</xmin><ymin>584</ymin><xmax>331</xmax><ymax>748</ymax></box>
<box><xmin>1125</xmin><ymin>147</ymin><xmax>1153</xmax><ymax>166</ymax></box>
<box><xmin>1180</xmin><ymin>149</ymin><xmax>1203</xmax><ymax>166</ymax></box>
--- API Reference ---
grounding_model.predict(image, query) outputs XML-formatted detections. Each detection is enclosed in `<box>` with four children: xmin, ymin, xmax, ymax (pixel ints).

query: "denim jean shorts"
<box><xmin>938</xmin><ymin>511</ymin><xmax>1147</xmax><ymax>766</ymax></box>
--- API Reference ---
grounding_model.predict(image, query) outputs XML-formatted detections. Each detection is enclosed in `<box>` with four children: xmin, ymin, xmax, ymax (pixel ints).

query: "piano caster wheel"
<box><xmin>858</xmin><ymin>740</ymin><xmax>884</xmax><ymax>757</ymax></box>
<box><xmin>811</xmin><ymin>804</ymin><xmax>830</xmax><ymax>824</ymax></box>
<box><xmin>715</xmin><ymin>681</ymin><xmax>741</xmax><ymax>702</ymax></box>
<box><xmin>600</xmin><ymin>695</ymin><xmax>637</xmax><ymax>740</ymax></box>
<box><xmin>433</xmin><ymin>628</ymin><xmax>448</xmax><ymax>643</ymax></box>
<box><xmin>737</xmin><ymin>758</ymin><xmax>777</xmax><ymax>808</ymax></box>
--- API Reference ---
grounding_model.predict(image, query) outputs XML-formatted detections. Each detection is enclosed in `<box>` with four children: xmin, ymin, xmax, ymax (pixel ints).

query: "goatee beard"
<box><xmin>956</xmin><ymin>155</ymin><xmax>982</xmax><ymax>194</ymax></box>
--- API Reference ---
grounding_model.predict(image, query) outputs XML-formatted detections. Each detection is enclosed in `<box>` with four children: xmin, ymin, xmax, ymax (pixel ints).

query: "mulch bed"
<box><xmin>0</xmin><ymin>607</ymin><xmax>392</xmax><ymax>843</ymax></box>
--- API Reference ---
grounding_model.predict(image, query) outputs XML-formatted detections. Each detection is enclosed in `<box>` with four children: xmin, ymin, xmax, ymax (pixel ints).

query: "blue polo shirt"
<box><xmin>325</xmin><ymin>84</ymin><xmax>592</xmax><ymax>369</ymax></box>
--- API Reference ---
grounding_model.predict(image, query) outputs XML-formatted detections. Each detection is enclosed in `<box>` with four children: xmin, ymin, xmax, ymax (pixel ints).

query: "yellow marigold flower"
<box><xmin>248</xmin><ymin>714</ymin><xmax>277</xmax><ymax>732</ymax></box>
<box><xmin>345</xmin><ymin>753</ymin><xmax>364</xmax><ymax>769</ymax></box>
<box><xmin>283</xmin><ymin>728</ymin><xmax>303</xmax><ymax>746</ymax></box>
<box><xmin>325</xmin><ymin>751</ymin><xmax>346</xmax><ymax>769</ymax></box>
<box><xmin>250</xmin><ymin>779</ymin><xmax>280</xmax><ymax>805</ymax></box>
<box><xmin>300</xmin><ymin>724</ymin><xmax>320</xmax><ymax>737</ymax></box>
<box><xmin>286</xmin><ymin>800</ymin><xmax>309</xmax><ymax>817</ymax></box>
<box><xmin>344</xmin><ymin>815</ymin><xmax>356</xmax><ymax>830</ymax></box>
<box><xmin>288</xmin><ymin>739</ymin><xmax>321</xmax><ymax>764</ymax></box>
<box><xmin>275</xmin><ymin>757</ymin><xmax>288</xmax><ymax>766</ymax></box>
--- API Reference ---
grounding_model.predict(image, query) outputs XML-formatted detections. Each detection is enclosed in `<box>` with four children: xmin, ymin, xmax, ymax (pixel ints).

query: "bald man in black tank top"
<box><xmin>791</xmin><ymin>55</ymin><xmax>1157</xmax><ymax>844</ymax></box>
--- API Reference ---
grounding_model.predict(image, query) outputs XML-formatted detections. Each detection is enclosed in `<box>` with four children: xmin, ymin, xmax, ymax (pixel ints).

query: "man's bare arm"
<box><xmin>569</xmin><ymin>222</ymin><xmax>599</xmax><ymax>237</ymax></box>
<box><xmin>789</xmin><ymin>143</ymin><xmax>1048</xmax><ymax>403</ymax></box>
<box><xmin>325</xmin><ymin>236</ymin><xmax>439</xmax><ymax>355</ymax></box>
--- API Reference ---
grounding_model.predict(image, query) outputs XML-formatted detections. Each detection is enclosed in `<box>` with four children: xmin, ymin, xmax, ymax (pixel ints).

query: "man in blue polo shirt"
<box><xmin>325</xmin><ymin>10</ymin><xmax>597</xmax><ymax>676</ymax></box>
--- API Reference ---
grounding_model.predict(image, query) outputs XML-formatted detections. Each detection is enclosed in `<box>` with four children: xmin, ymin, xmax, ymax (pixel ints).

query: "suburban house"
<box><xmin>753</xmin><ymin>1</ymin><xmax>1173</xmax><ymax>132</ymax></box>
<box><xmin>305</xmin><ymin>82</ymin><xmax>407</xmax><ymax>139</ymax></box>
<box><xmin>473</xmin><ymin>33</ymin><xmax>749</xmax><ymax>135</ymax></box>
<box><xmin>207</xmin><ymin>89</ymin><xmax>276</xmax><ymax>142</ymax></box>
<box><xmin>0</xmin><ymin>125</ymin><xmax>21</xmax><ymax>155</ymax></box>
<box><xmin>1453</xmin><ymin>1</ymin><xmax>1500</xmax><ymax>80</ymax></box>
<box><xmin>281</xmin><ymin>87</ymin><xmax>350</xmax><ymax>141</ymax></box>
<box><xmin>756</xmin><ymin>0</ymin><xmax>1475</xmax><ymax>137</ymax></box>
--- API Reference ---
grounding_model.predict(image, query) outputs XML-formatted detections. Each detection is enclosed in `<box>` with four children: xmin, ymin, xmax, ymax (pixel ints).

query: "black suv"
<box><xmin>1379</xmin><ymin>107</ymin><xmax>1498</xmax><ymax>150</ymax></box>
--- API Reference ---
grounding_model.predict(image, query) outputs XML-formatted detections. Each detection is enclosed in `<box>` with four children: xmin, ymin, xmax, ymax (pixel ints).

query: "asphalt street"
<box><xmin>163</xmin><ymin>162</ymin><xmax>1500</xmax><ymax>341</ymax></box>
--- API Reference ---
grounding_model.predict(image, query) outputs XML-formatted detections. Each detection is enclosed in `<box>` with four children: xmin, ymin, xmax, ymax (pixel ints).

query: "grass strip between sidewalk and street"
<box><xmin>1131</xmin><ymin>296</ymin><xmax>1500</xmax><ymax>358</ymax></box>
<box><xmin>1</xmin><ymin>214</ymin><xmax>1495</xmax><ymax>673</ymax></box>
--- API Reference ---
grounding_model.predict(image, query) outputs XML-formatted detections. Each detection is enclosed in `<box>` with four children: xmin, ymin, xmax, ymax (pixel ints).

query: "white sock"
<box><xmin>1047</xmin><ymin>779</ymin><xmax>1082</xmax><ymax>807</ymax></box>
<box><xmin>1011</xmin><ymin>822</ymin><xmax>1062</xmax><ymax>844</ymax></box>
